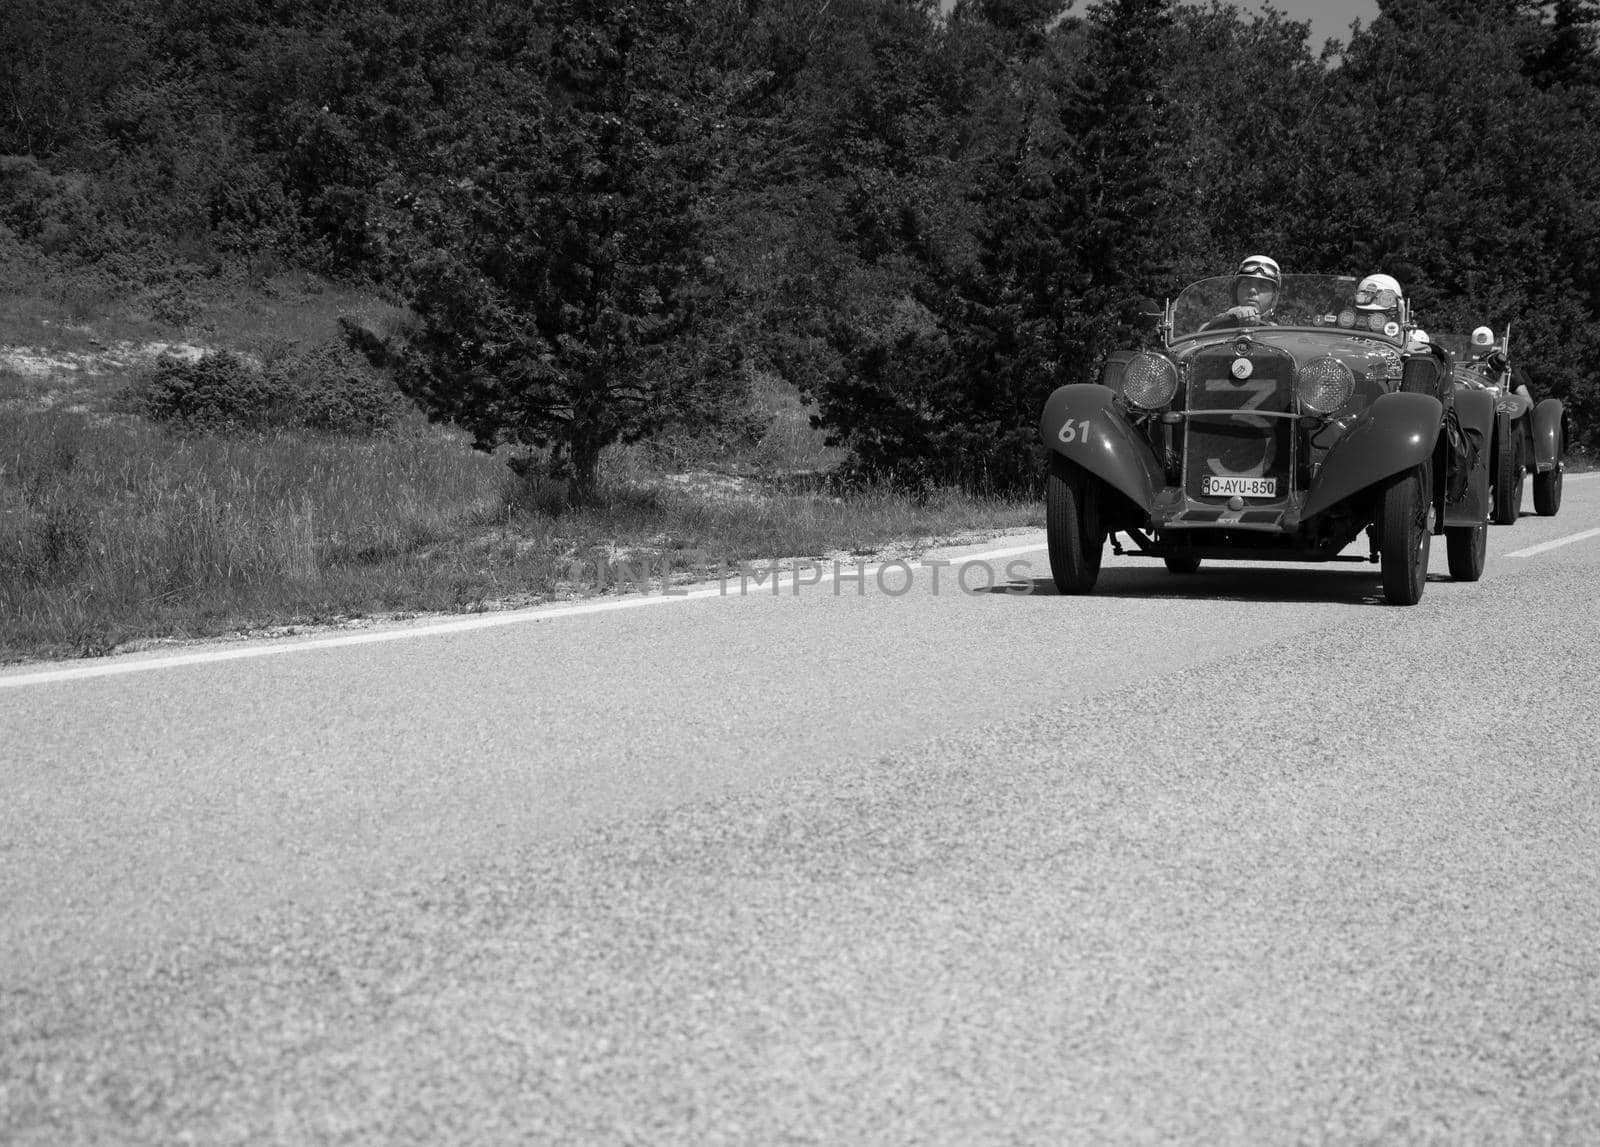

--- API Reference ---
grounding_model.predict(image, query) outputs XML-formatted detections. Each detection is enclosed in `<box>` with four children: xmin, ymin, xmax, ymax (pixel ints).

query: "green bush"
<box><xmin>121</xmin><ymin>352</ymin><xmax>275</xmax><ymax>431</ymax></box>
<box><xmin>267</xmin><ymin>341</ymin><xmax>409</xmax><ymax>434</ymax></box>
<box><xmin>120</xmin><ymin>345</ymin><xmax>408</xmax><ymax>435</ymax></box>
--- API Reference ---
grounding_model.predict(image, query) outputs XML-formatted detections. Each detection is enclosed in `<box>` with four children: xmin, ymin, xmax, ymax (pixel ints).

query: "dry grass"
<box><xmin>0</xmin><ymin>407</ymin><xmax>1040</xmax><ymax>662</ymax></box>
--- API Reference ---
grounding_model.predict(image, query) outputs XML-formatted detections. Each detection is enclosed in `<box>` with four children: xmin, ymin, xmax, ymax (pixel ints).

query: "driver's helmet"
<box><xmin>1408</xmin><ymin>328</ymin><xmax>1430</xmax><ymax>348</ymax></box>
<box><xmin>1354</xmin><ymin>272</ymin><xmax>1403</xmax><ymax>334</ymax></box>
<box><xmin>1228</xmin><ymin>252</ymin><xmax>1280</xmax><ymax>295</ymax></box>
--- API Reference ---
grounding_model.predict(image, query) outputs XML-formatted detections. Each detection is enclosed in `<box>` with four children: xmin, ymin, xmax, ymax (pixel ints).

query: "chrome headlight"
<box><xmin>1295</xmin><ymin>356</ymin><xmax>1355</xmax><ymax>415</ymax></box>
<box><xmin>1122</xmin><ymin>352</ymin><xmax>1179</xmax><ymax>410</ymax></box>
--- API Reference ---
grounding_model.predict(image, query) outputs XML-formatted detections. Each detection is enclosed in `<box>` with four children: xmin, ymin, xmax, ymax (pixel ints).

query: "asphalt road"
<box><xmin>4</xmin><ymin>477</ymin><xmax>1600</xmax><ymax>1144</ymax></box>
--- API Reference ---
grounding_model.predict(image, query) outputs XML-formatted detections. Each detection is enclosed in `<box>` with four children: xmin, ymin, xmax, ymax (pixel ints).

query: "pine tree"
<box><xmin>396</xmin><ymin>1</ymin><xmax>736</xmax><ymax>504</ymax></box>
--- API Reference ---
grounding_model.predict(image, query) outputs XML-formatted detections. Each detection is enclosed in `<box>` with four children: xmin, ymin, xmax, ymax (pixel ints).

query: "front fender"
<box><xmin>1532</xmin><ymin>398</ymin><xmax>1565</xmax><ymax>471</ymax></box>
<box><xmin>1039</xmin><ymin>384</ymin><xmax>1163</xmax><ymax>514</ymax></box>
<box><xmin>1301</xmin><ymin>392</ymin><xmax>1443</xmax><ymax>520</ymax></box>
<box><xmin>1445</xmin><ymin>387</ymin><xmax>1495</xmax><ymax>527</ymax></box>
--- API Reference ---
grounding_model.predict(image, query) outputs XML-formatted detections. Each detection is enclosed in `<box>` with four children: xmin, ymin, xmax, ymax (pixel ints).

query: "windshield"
<box><xmin>1170</xmin><ymin>274</ymin><xmax>1400</xmax><ymax>342</ymax></box>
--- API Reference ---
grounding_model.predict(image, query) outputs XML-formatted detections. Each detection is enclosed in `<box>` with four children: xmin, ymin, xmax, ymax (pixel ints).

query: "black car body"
<box><xmin>1039</xmin><ymin>274</ymin><xmax>1495</xmax><ymax>605</ymax></box>
<box><xmin>1436</xmin><ymin>331</ymin><xmax>1565</xmax><ymax>521</ymax></box>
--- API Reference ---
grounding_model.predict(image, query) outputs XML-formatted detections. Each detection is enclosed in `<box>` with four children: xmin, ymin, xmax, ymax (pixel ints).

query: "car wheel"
<box><xmin>1379</xmin><ymin>465</ymin><xmax>1430</xmax><ymax>606</ymax></box>
<box><xmin>1533</xmin><ymin>467</ymin><xmax>1563</xmax><ymax>516</ymax></box>
<box><xmin>1493</xmin><ymin>427</ymin><xmax>1524</xmax><ymax>524</ymax></box>
<box><xmin>1046</xmin><ymin>460</ymin><xmax>1105</xmax><ymax>594</ymax></box>
<box><xmin>1163</xmin><ymin>555</ymin><xmax>1202</xmax><ymax>574</ymax></box>
<box><xmin>1445</xmin><ymin>522</ymin><xmax>1486</xmax><ymax>582</ymax></box>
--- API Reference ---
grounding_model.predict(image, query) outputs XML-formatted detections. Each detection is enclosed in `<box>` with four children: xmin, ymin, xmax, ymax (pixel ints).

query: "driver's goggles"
<box><xmin>1355</xmin><ymin>287</ymin><xmax>1400</xmax><ymax>309</ymax></box>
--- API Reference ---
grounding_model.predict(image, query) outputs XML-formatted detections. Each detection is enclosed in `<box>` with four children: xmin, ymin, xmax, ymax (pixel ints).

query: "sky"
<box><xmin>937</xmin><ymin>1</ymin><xmax>1384</xmax><ymax>53</ymax></box>
<box><xmin>1256</xmin><ymin>0</ymin><xmax>1381</xmax><ymax>50</ymax></box>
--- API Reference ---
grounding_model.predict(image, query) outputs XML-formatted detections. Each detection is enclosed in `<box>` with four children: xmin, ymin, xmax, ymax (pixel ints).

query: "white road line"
<box><xmin>0</xmin><ymin>539</ymin><xmax>1049</xmax><ymax>689</ymax></box>
<box><xmin>1507</xmin><ymin>528</ymin><xmax>1600</xmax><ymax>559</ymax></box>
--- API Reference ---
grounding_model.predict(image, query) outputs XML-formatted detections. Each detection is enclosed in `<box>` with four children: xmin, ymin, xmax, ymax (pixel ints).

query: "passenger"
<box><xmin>1353</xmin><ymin>273</ymin><xmax>1404</xmax><ymax>337</ymax></box>
<box><xmin>1401</xmin><ymin>321</ymin><xmax>1453</xmax><ymax>389</ymax></box>
<box><xmin>1204</xmin><ymin>255</ymin><xmax>1281</xmax><ymax>329</ymax></box>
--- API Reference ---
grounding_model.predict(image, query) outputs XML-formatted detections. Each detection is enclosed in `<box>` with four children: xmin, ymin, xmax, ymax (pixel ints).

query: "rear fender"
<box><xmin>1531</xmin><ymin>398</ymin><xmax>1565</xmax><ymax>471</ymax></box>
<box><xmin>1039</xmin><ymin>384</ymin><xmax>1163</xmax><ymax>515</ymax></box>
<box><xmin>1300</xmin><ymin>392</ymin><xmax>1443</xmax><ymax>520</ymax></box>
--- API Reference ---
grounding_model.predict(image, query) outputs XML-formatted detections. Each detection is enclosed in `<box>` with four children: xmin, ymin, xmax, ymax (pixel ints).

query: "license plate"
<box><xmin>1202</xmin><ymin>475</ymin><xmax>1277</xmax><ymax>498</ymax></box>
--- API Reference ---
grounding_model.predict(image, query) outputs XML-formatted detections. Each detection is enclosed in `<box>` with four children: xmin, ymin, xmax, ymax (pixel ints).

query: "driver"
<box><xmin>1471</xmin><ymin>324</ymin><xmax>1534</xmax><ymax>401</ymax></box>
<box><xmin>1471</xmin><ymin>325</ymin><xmax>1509</xmax><ymax>375</ymax></box>
<box><xmin>1203</xmin><ymin>255</ymin><xmax>1281</xmax><ymax>329</ymax></box>
<box><xmin>1353</xmin><ymin>272</ymin><xmax>1404</xmax><ymax>336</ymax></box>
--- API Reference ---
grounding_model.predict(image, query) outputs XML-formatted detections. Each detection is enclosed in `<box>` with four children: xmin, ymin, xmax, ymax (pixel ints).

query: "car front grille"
<box><xmin>1183</xmin><ymin>346</ymin><xmax>1296</xmax><ymax>503</ymax></box>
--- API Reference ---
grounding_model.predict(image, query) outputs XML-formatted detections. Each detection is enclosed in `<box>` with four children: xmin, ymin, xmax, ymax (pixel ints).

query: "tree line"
<box><xmin>4</xmin><ymin>0</ymin><xmax>1598</xmax><ymax>499</ymax></box>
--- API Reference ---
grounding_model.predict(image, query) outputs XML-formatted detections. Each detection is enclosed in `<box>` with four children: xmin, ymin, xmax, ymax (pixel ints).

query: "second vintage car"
<box><xmin>1040</xmin><ymin>268</ymin><xmax>1496</xmax><ymax>605</ymax></box>
<box><xmin>1435</xmin><ymin>327</ymin><xmax>1565</xmax><ymax>522</ymax></box>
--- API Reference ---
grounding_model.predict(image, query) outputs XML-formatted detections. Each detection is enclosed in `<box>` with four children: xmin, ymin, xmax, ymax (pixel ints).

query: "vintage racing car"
<box><xmin>1039</xmin><ymin>272</ymin><xmax>1495</xmax><ymax>605</ymax></box>
<box><xmin>1435</xmin><ymin>329</ymin><xmax>1565</xmax><ymax>521</ymax></box>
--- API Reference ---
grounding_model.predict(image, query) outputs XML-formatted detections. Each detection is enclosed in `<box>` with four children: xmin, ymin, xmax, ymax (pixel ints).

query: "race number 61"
<box><xmin>1058</xmin><ymin>418</ymin><xmax>1091</xmax><ymax>445</ymax></box>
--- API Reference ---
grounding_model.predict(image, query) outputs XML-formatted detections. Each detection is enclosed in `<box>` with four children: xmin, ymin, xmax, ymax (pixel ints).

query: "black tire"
<box><xmin>1046</xmin><ymin>461</ymin><xmax>1105</xmax><ymax>594</ymax></box>
<box><xmin>1379</xmin><ymin>465</ymin><xmax>1430</xmax><ymax>606</ymax></box>
<box><xmin>1163</xmin><ymin>555</ymin><xmax>1202</xmax><ymax>574</ymax></box>
<box><xmin>1493</xmin><ymin>425</ymin><xmax>1524</xmax><ymax>525</ymax></box>
<box><xmin>1445</xmin><ymin>522</ymin><xmax>1486</xmax><ymax>582</ymax></box>
<box><xmin>1533</xmin><ymin>467</ymin><xmax>1563</xmax><ymax>516</ymax></box>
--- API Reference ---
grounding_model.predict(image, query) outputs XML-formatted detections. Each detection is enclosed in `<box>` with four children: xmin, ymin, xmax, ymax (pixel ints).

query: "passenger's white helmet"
<box><xmin>1355</xmin><ymin>273</ymin><xmax>1403</xmax><ymax>311</ymax></box>
<box><xmin>1409</xmin><ymin>329</ymin><xmax>1430</xmax><ymax>345</ymax></box>
<box><xmin>1471</xmin><ymin>325</ymin><xmax>1495</xmax><ymax>347</ymax></box>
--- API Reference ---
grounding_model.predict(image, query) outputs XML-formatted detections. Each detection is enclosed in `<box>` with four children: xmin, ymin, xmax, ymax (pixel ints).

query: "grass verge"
<box><xmin>0</xmin><ymin>405</ymin><xmax>1042</xmax><ymax>664</ymax></box>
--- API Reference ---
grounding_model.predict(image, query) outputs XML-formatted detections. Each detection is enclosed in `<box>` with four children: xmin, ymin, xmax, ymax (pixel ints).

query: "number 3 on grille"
<box><xmin>1205</xmin><ymin>376</ymin><xmax>1277</xmax><ymax>479</ymax></box>
<box><xmin>1221</xmin><ymin>377</ymin><xmax>1275</xmax><ymax>426</ymax></box>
